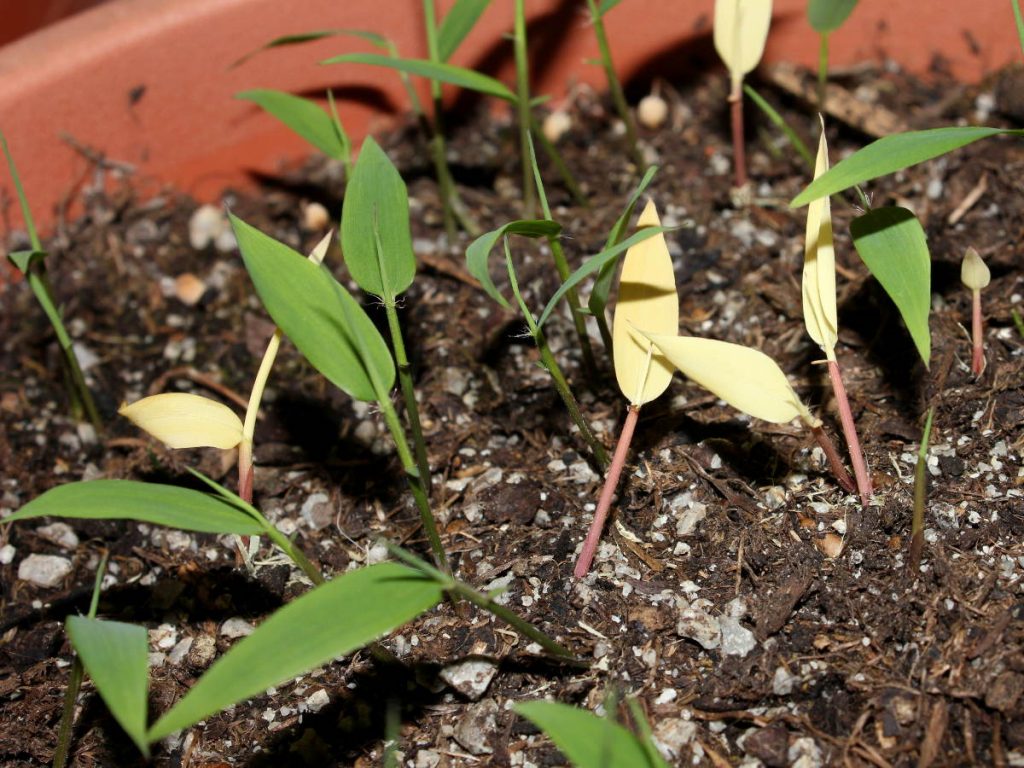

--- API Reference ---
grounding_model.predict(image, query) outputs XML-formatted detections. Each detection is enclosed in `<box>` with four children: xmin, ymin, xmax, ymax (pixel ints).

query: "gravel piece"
<box><xmin>18</xmin><ymin>554</ymin><xmax>72</xmax><ymax>588</ymax></box>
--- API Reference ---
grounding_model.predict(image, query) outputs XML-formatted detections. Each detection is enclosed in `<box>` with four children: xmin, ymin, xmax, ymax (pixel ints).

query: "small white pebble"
<box><xmin>303</xmin><ymin>201</ymin><xmax>331</xmax><ymax>231</ymax></box>
<box><xmin>542</xmin><ymin>110</ymin><xmax>572</xmax><ymax>143</ymax></box>
<box><xmin>637</xmin><ymin>94</ymin><xmax>669</xmax><ymax>129</ymax></box>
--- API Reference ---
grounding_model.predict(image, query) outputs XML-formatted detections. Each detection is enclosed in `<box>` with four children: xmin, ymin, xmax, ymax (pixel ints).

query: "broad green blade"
<box><xmin>516</xmin><ymin>701</ymin><xmax>669</xmax><ymax>768</ymax></box>
<box><xmin>5</xmin><ymin>480</ymin><xmax>264</xmax><ymax>535</ymax></box>
<box><xmin>231</xmin><ymin>213</ymin><xmax>395</xmax><ymax>401</ymax></box>
<box><xmin>437</xmin><ymin>0</ymin><xmax>492</xmax><ymax>61</ymax></box>
<box><xmin>231</xmin><ymin>28</ymin><xmax>390</xmax><ymax>67</ymax></box>
<box><xmin>850</xmin><ymin>206</ymin><xmax>932</xmax><ymax>368</ymax></box>
<box><xmin>537</xmin><ymin>227</ymin><xmax>667</xmax><ymax>329</ymax></box>
<box><xmin>465</xmin><ymin>220</ymin><xmax>561</xmax><ymax>309</ymax></box>
<box><xmin>588</xmin><ymin>166</ymin><xmax>658</xmax><ymax>324</ymax></box>
<box><xmin>807</xmin><ymin>0</ymin><xmax>858</xmax><ymax>32</ymax></box>
<box><xmin>791</xmin><ymin>127</ymin><xmax>1023</xmax><ymax>206</ymax></box>
<box><xmin>66</xmin><ymin>617</ymin><xmax>150</xmax><ymax>756</ymax></box>
<box><xmin>597</xmin><ymin>0</ymin><xmax>625</xmax><ymax>16</ymax></box>
<box><xmin>341</xmin><ymin>137</ymin><xmax>415</xmax><ymax>298</ymax></box>
<box><xmin>643</xmin><ymin>333</ymin><xmax>813</xmax><ymax>425</ymax></box>
<box><xmin>147</xmin><ymin>563</ymin><xmax>443</xmax><ymax>741</ymax></box>
<box><xmin>236</xmin><ymin>90</ymin><xmax>346</xmax><ymax>159</ymax></box>
<box><xmin>323</xmin><ymin>53</ymin><xmax>516</xmax><ymax>102</ymax></box>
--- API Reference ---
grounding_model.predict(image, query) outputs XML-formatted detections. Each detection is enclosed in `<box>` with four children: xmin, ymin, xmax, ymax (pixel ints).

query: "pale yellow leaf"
<box><xmin>641</xmin><ymin>332</ymin><xmax>814</xmax><ymax>425</ymax></box>
<box><xmin>119</xmin><ymin>393</ymin><xmax>244</xmax><ymax>449</ymax></box>
<box><xmin>714</xmin><ymin>0</ymin><xmax>773</xmax><ymax>89</ymax></box>
<box><xmin>613</xmin><ymin>200</ymin><xmax>679</xmax><ymax>406</ymax></box>
<box><xmin>802</xmin><ymin>119</ymin><xmax>838</xmax><ymax>360</ymax></box>
<box><xmin>309</xmin><ymin>230</ymin><xmax>333</xmax><ymax>265</ymax></box>
<box><xmin>960</xmin><ymin>246</ymin><xmax>990</xmax><ymax>291</ymax></box>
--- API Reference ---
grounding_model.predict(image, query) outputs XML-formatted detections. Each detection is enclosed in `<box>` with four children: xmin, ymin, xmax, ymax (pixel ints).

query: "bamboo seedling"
<box><xmin>585</xmin><ymin>0</ymin><xmax>646</xmax><ymax>172</ymax></box>
<box><xmin>803</xmin><ymin>121</ymin><xmax>872</xmax><ymax>505</ymax></box>
<box><xmin>961</xmin><ymin>246</ymin><xmax>991</xmax><ymax>376</ymax></box>
<box><xmin>909</xmin><ymin>407</ymin><xmax>935</xmax><ymax>571</ymax></box>
<box><xmin>713</xmin><ymin>0</ymin><xmax>773</xmax><ymax>190</ymax></box>
<box><xmin>2</xmin><ymin>133</ymin><xmax>102</xmax><ymax>430</ymax></box>
<box><xmin>807</xmin><ymin>0</ymin><xmax>859</xmax><ymax>111</ymax></box>
<box><xmin>574</xmin><ymin>200</ymin><xmax>678</xmax><ymax>578</ymax></box>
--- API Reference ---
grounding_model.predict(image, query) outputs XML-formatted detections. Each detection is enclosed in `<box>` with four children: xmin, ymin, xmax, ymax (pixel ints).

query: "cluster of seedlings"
<box><xmin>2</xmin><ymin>0</ymin><xmax>1022</xmax><ymax>764</ymax></box>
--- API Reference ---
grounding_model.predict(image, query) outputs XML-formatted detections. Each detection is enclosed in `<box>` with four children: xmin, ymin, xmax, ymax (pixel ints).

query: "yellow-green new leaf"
<box><xmin>802</xmin><ymin>121</ymin><xmax>838</xmax><ymax>360</ymax></box>
<box><xmin>643</xmin><ymin>333</ymin><xmax>816</xmax><ymax>426</ymax></box>
<box><xmin>613</xmin><ymin>201</ymin><xmax>679</xmax><ymax>406</ymax></box>
<box><xmin>714</xmin><ymin>0</ymin><xmax>773</xmax><ymax>90</ymax></box>
<box><xmin>119</xmin><ymin>393</ymin><xmax>243</xmax><ymax>449</ymax></box>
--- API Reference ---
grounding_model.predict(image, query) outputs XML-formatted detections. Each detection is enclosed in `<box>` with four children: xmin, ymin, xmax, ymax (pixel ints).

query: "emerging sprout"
<box><xmin>713</xmin><ymin>0</ymin><xmax>773</xmax><ymax>189</ymax></box>
<box><xmin>961</xmin><ymin>246</ymin><xmax>990</xmax><ymax>376</ymax></box>
<box><xmin>575</xmin><ymin>200</ymin><xmax>679</xmax><ymax>578</ymax></box>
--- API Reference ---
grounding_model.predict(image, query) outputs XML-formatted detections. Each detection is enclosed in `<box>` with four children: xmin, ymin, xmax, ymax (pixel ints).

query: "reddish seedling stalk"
<box><xmin>574</xmin><ymin>405</ymin><xmax>640</xmax><ymax>579</ymax></box>
<box><xmin>810</xmin><ymin>424</ymin><xmax>855</xmax><ymax>493</ymax></box>
<box><xmin>729</xmin><ymin>85</ymin><xmax>747</xmax><ymax>189</ymax></box>
<box><xmin>971</xmin><ymin>289</ymin><xmax>985</xmax><ymax>376</ymax></box>
<box><xmin>827</xmin><ymin>360</ymin><xmax>871</xmax><ymax>506</ymax></box>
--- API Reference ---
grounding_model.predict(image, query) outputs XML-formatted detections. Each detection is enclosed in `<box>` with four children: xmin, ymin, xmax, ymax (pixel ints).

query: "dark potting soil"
<box><xmin>1</xmin><ymin>60</ymin><xmax>1023</xmax><ymax>767</ymax></box>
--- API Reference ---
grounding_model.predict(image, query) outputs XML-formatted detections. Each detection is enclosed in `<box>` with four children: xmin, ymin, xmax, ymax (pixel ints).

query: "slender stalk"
<box><xmin>743</xmin><ymin>84</ymin><xmax>814</xmax><ymax>169</ymax></box>
<box><xmin>585</xmin><ymin>0</ymin><xmax>645</xmax><ymax>172</ymax></box>
<box><xmin>53</xmin><ymin>553</ymin><xmax>108</xmax><ymax>768</ymax></box>
<box><xmin>505</xmin><ymin>245</ymin><xmax>608</xmax><ymax>468</ymax></box>
<box><xmin>810</xmin><ymin>424</ymin><xmax>856</xmax><ymax>493</ymax></box>
<box><xmin>827</xmin><ymin>360</ymin><xmax>871</xmax><ymax>505</ymax></box>
<box><xmin>384</xmin><ymin>303</ymin><xmax>432</xmax><ymax>504</ymax></box>
<box><xmin>909</xmin><ymin>407</ymin><xmax>935</xmax><ymax>572</ymax></box>
<box><xmin>971</xmin><ymin>289</ymin><xmax>985</xmax><ymax>375</ymax></box>
<box><xmin>574</xmin><ymin>404</ymin><xmax>639</xmax><ymax>577</ymax></box>
<box><xmin>529</xmin><ymin>114</ymin><xmax>588</xmax><ymax>208</ymax></box>
<box><xmin>816</xmin><ymin>33</ymin><xmax>830</xmax><ymax>113</ymax></box>
<box><xmin>729</xmin><ymin>81</ymin><xmax>747</xmax><ymax>189</ymax></box>
<box><xmin>1013</xmin><ymin>0</ymin><xmax>1024</xmax><ymax>58</ymax></box>
<box><xmin>240</xmin><ymin>329</ymin><xmax>283</xmax><ymax>502</ymax></box>
<box><xmin>513</xmin><ymin>0</ymin><xmax>537</xmax><ymax>218</ymax></box>
<box><xmin>263</xmin><ymin>525</ymin><xmax>325</xmax><ymax>585</ymax></box>
<box><xmin>422</xmin><ymin>0</ymin><xmax>458</xmax><ymax>241</ymax></box>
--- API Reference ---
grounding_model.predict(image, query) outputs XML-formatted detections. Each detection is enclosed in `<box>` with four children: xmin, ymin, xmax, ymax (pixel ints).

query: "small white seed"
<box><xmin>961</xmin><ymin>246</ymin><xmax>991</xmax><ymax>291</ymax></box>
<box><xmin>174</xmin><ymin>273</ymin><xmax>206</xmax><ymax>306</ymax></box>
<box><xmin>637</xmin><ymin>94</ymin><xmax>669</xmax><ymax>129</ymax></box>
<box><xmin>542</xmin><ymin>110</ymin><xmax>572</xmax><ymax>143</ymax></box>
<box><xmin>188</xmin><ymin>204</ymin><xmax>224</xmax><ymax>250</ymax></box>
<box><xmin>303</xmin><ymin>201</ymin><xmax>330</xmax><ymax>231</ymax></box>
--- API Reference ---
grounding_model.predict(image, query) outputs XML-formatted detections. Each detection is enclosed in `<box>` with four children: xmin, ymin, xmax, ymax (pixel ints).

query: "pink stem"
<box><xmin>972</xmin><ymin>290</ymin><xmax>984</xmax><ymax>376</ymax></box>
<box><xmin>827</xmin><ymin>359</ymin><xmax>872</xmax><ymax>506</ymax></box>
<box><xmin>811</xmin><ymin>424</ymin><xmax>856</xmax><ymax>493</ymax></box>
<box><xmin>574</xmin><ymin>405</ymin><xmax>640</xmax><ymax>578</ymax></box>
<box><xmin>730</xmin><ymin>88</ymin><xmax>747</xmax><ymax>189</ymax></box>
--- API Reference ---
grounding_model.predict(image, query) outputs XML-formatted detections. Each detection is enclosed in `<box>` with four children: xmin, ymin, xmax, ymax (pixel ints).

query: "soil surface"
<box><xmin>2</xmin><ymin>60</ymin><xmax>1024</xmax><ymax>768</ymax></box>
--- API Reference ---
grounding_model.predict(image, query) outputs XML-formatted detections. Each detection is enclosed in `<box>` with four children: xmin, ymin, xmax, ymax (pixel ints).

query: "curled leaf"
<box><xmin>612</xmin><ymin>201</ymin><xmax>679</xmax><ymax>406</ymax></box>
<box><xmin>714</xmin><ymin>0</ymin><xmax>773</xmax><ymax>90</ymax></box>
<box><xmin>641</xmin><ymin>332</ymin><xmax>816</xmax><ymax>426</ymax></box>
<box><xmin>119</xmin><ymin>393</ymin><xmax>243</xmax><ymax>449</ymax></box>
<box><xmin>802</xmin><ymin>119</ymin><xmax>838</xmax><ymax>360</ymax></box>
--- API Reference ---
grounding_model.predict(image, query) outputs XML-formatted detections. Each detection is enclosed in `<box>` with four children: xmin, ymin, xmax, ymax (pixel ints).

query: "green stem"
<box><xmin>586</xmin><ymin>0</ymin><xmax>646</xmax><ymax>172</ymax></box>
<box><xmin>53</xmin><ymin>553</ymin><xmax>109</xmax><ymax>768</ymax></box>
<box><xmin>743</xmin><ymin>84</ymin><xmax>814</xmax><ymax>169</ymax></box>
<box><xmin>1013</xmin><ymin>0</ymin><xmax>1024</xmax><ymax>58</ymax></box>
<box><xmin>263</xmin><ymin>525</ymin><xmax>325</xmax><ymax>585</ymax></box>
<box><xmin>423</xmin><ymin>0</ymin><xmax>459</xmax><ymax>241</ymax></box>
<box><xmin>817</xmin><ymin>33</ymin><xmax>830</xmax><ymax>113</ymax></box>
<box><xmin>909</xmin><ymin>407</ymin><xmax>935</xmax><ymax>571</ymax></box>
<box><xmin>383</xmin><ymin>303</ymin><xmax>432</xmax><ymax>512</ymax></box>
<box><xmin>513</xmin><ymin>0</ymin><xmax>536</xmax><ymax>218</ymax></box>
<box><xmin>529</xmin><ymin>114</ymin><xmax>588</xmax><ymax>207</ymax></box>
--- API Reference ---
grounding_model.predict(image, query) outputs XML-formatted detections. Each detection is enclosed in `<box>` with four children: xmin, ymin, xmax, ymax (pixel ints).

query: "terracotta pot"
<box><xmin>0</xmin><ymin>0</ymin><xmax>1018</xmax><ymax>238</ymax></box>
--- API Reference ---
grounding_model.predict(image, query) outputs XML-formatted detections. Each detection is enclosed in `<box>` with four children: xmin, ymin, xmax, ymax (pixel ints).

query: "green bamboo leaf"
<box><xmin>466</xmin><ymin>220</ymin><xmax>562</xmax><ymax>309</ymax></box>
<box><xmin>587</xmin><ymin>166</ymin><xmax>658</xmax><ymax>323</ymax></box>
<box><xmin>537</xmin><ymin>227</ymin><xmax>668</xmax><ymax>329</ymax></box>
<box><xmin>322</xmin><ymin>53</ymin><xmax>516</xmax><ymax>101</ymax></box>
<box><xmin>438</xmin><ymin>0</ymin><xmax>492</xmax><ymax>61</ymax></box>
<box><xmin>850</xmin><ymin>206</ymin><xmax>931</xmax><ymax>367</ymax></box>
<box><xmin>66</xmin><ymin>617</ymin><xmax>150</xmax><ymax>756</ymax></box>
<box><xmin>4</xmin><ymin>480</ymin><xmax>264</xmax><ymax>535</ymax></box>
<box><xmin>516</xmin><ymin>701</ymin><xmax>669</xmax><ymax>768</ymax></box>
<box><xmin>598</xmin><ymin>0</ymin><xmax>625</xmax><ymax>16</ymax></box>
<box><xmin>236</xmin><ymin>90</ymin><xmax>346</xmax><ymax>159</ymax></box>
<box><xmin>147</xmin><ymin>563</ymin><xmax>443</xmax><ymax>742</ymax></box>
<box><xmin>230</xmin><ymin>214</ymin><xmax>395</xmax><ymax>401</ymax></box>
<box><xmin>341</xmin><ymin>137</ymin><xmax>415</xmax><ymax>298</ymax></box>
<box><xmin>231</xmin><ymin>28</ymin><xmax>390</xmax><ymax>67</ymax></box>
<box><xmin>808</xmin><ymin>0</ymin><xmax>859</xmax><ymax>32</ymax></box>
<box><xmin>791</xmin><ymin>127</ymin><xmax>1023</xmax><ymax>206</ymax></box>
<box><xmin>7</xmin><ymin>250</ymin><xmax>45</xmax><ymax>275</ymax></box>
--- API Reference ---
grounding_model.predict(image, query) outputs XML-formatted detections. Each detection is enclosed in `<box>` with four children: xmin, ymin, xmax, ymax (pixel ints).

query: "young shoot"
<box><xmin>961</xmin><ymin>246</ymin><xmax>991</xmax><ymax>376</ymax></box>
<box><xmin>803</xmin><ymin>121</ymin><xmax>871</xmax><ymax>505</ymax></box>
<box><xmin>807</xmin><ymin>0</ymin><xmax>859</xmax><ymax>111</ymax></box>
<box><xmin>909</xmin><ymin>407</ymin><xmax>935</xmax><ymax>572</ymax></box>
<box><xmin>713</xmin><ymin>0</ymin><xmax>773</xmax><ymax>190</ymax></box>
<box><xmin>574</xmin><ymin>200</ymin><xmax>678</xmax><ymax>578</ymax></box>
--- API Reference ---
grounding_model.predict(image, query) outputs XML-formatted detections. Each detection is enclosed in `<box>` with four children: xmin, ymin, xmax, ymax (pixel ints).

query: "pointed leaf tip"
<box><xmin>802</xmin><ymin>120</ymin><xmax>838</xmax><ymax>360</ymax></box>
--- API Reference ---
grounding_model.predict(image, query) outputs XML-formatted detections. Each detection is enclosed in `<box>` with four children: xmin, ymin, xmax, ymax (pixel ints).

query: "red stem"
<box><xmin>811</xmin><ymin>424</ymin><xmax>856</xmax><ymax>493</ymax></box>
<box><xmin>574</xmin><ymin>405</ymin><xmax>640</xmax><ymax>578</ymax></box>
<box><xmin>729</xmin><ymin>87</ymin><xmax>747</xmax><ymax>189</ymax></box>
<box><xmin>972</xmin><ymin>290</ymin><xmax>984</xmax><ymax>376</ymax></box>
<box><xmin>827</xmin><ymin>360</ymin><xmax>871</xmax><ymax>506</ymax></box>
